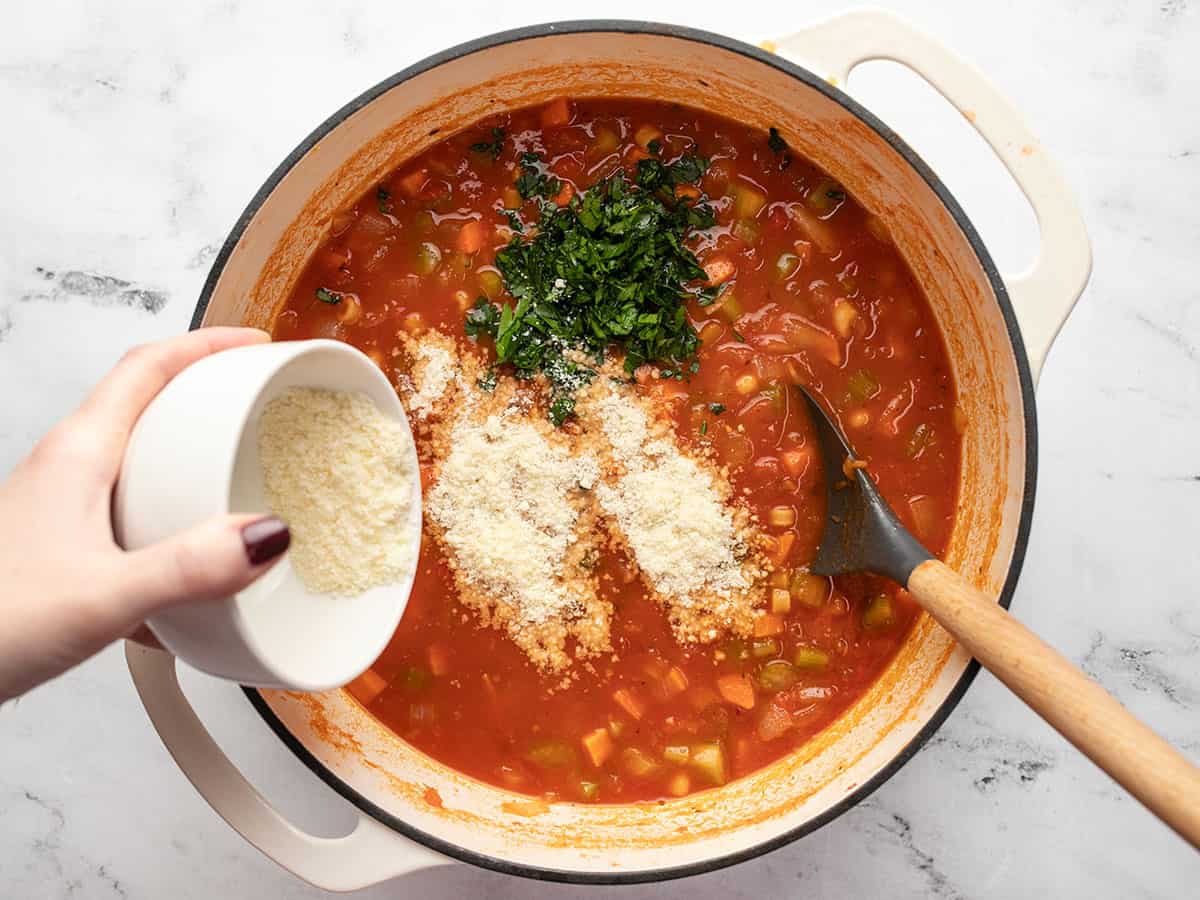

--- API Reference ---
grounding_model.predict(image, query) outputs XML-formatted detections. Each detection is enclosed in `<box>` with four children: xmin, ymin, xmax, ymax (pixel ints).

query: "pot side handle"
<box><xmin>770</xmin><ymin>9</ymin><xmax>1092</xmax><ymax>385</ymax></box>
<box><xmin>126</xmin><ymin>642</ymin><xmax>452</xmax><ymax>892</ymax></box>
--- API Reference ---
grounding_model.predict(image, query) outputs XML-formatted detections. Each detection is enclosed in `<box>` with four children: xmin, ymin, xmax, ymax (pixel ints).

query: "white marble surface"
<box><xmin>1</xmin><ymin>1</ymin><xmax>1198</xmax><ymax>896</ymax></box>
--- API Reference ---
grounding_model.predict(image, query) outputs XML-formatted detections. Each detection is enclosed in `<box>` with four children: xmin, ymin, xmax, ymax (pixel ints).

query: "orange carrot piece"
<box><xmin>612</xmin><ymin>688</ymin><xmax>646</xmax><ymax>721</ymax></box>
<box><xmin>581</xmin><ymin>728</ymin><xmax>615</xmax><ymax>767</ymax></box>
<box><xmin>716</xmin><ymin>674</ymin><xmax>756</xmax><ymax>710</ymax></box>
<box><xmin>427</xmin><ymin>642</ymin><xmax>452</xmax><ymax>676</ymax></box>
<box><xmin>349</xmin><ymin>668</ymin><xmax>388</xmax><ymax>706</ymax></box>
<box><xmin>541</xmin><ymin>97</ymin><xmax>572</xmax><ymax>126</ymax></box>
<box><xmin>674</xmin><ymin>183</ymin><xmax>702</xmax><ymax>202</ymax></box>
<box><xmin>455</xmin><ymin>220</ymin><xmax>484</xmax><ymax>254</ymax></box>
<box><xmin>553</xmin><ymin>181</ymin><xmax>575</xmax><ymax>207</ymax></box>
<box><xmin>398</xmin><ymin>167</ymin><xmax>428</xmax><ymax>198</ymax></box>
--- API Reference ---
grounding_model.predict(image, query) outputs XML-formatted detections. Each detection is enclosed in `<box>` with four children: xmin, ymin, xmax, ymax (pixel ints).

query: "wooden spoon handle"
<box><xmin>906</xmin><ymin>559</ymin><xmax>1200</xmax><ymax>847</ymax></box>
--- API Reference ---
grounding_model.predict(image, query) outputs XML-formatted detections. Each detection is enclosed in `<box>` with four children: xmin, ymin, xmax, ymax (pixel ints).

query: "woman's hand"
<box><xmin>0</xmin><ymin>328</ymin><xmax>291</xmax><ymax>702</ymax></box>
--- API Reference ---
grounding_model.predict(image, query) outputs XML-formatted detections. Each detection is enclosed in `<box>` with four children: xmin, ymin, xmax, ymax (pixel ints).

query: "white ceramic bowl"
<box><xmin>114</xmin><ymin>338</ymin><xmax>421</xmax><ymax>691</ymax></box>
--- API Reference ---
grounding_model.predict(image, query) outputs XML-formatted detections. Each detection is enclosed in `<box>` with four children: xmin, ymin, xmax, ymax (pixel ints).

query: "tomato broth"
<box><xmin>272</xmin><ymin>98</ymin><xmax>961</xmax><ymax>804</ymax></box>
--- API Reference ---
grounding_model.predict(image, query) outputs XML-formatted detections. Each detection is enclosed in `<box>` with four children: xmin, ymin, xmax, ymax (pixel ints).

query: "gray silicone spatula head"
<box><xmin>797</xmin><ymin>386</ymin><xmax>932</xmax><ymax>586</ymax></box>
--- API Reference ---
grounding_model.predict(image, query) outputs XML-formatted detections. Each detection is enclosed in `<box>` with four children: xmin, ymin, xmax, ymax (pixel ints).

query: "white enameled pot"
<box><xmin>126</xmin><ymin>12</ymin><xmax>1090</xmax><ymax>890</ymax></box>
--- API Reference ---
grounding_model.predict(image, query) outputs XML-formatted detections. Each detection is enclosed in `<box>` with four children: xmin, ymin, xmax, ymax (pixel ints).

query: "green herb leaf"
<box><xmin>502</xmin><ymin>208</ymin><xmax>525</xmax><ymax>233</ymax></box>
<box><xmin>708</xmin><ymin>402</ymin><xmax>726</xmax><ymax>415</ymax></box>
<box><xmin>376</xmin><ymin>187</ymin><xmax>392</xmax><ymax>215</ymax></box>
<box><xmin>515</xmin><ymin>152</ymin><xmax>562</xmax><ymax>201</ymax></box>
<box><xmin>731</xmin><ymin>328</ymin><xmax>746</xmax><ymax>343</ymax></box>
<box><xmin>700</xmin><ymin>419</ymin><xmax>708</xmax><ymax>435</ymax></box>
<box><xmin>469</xmin><ymin>127</ymin><xmax>506</xmax><ymax>160</ymax></box>
<box><xmin>647</xmin><ymin>138</ymin><xmax>662</xmax><ymax>156</ymax></box>
<box><xmin>315</xmin><ymin>287</ymin><xmax>342</xmax><ymax>304</ymax></box>
<box><xmin>467</xmin><ymin>154</ymin><xmax>715</xmax><ymax>426</ymax></box>
<box><xmin>767</xmin><ymin>127</ymin><xmax>787</xmax><ymax>154</ymax></box>
<box><xmin>464</xmin><ymin>297</ymin><xmax>501</xmax><ymax>338</ymax></box>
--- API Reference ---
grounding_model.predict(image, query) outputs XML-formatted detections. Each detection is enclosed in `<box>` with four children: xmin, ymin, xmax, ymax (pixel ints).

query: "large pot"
<box><xmin>128</xmin><ymin>12</ymin><xmax>1090</xmax><ymax>890</ymax></box>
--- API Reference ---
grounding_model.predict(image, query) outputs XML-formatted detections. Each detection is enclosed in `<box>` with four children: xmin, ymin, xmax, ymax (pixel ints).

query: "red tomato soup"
<box><xmin>272</xmin><ymin>98</ymin><xmax>961</xmax><ymax>804</ymax></box>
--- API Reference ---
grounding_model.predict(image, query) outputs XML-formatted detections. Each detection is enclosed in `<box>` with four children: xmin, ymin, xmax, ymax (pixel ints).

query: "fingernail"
<box><xmin>242</xmin><ymin>516</ymin><xmax>290</xmax><ymax>566</ymax></box>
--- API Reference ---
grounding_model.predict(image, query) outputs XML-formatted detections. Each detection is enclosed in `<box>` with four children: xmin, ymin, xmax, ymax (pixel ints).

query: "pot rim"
<box><xmin>193</xmin><ymin>19</ymin><xmax>1038</xmax><ymax>885</ymax></box>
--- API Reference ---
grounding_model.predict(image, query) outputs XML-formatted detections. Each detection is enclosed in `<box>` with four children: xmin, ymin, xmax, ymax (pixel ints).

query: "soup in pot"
<box><xmin>271</xmin><ymin>98</ymin><xmax>961</xmax><ymax>803</ymax></box>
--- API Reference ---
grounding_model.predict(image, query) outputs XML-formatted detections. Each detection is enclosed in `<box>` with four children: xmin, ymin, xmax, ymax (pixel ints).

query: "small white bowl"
<box><xmin>113</xmin><ymin>339</ymin><xmax>421</xmax><ymax>691</ymax></box>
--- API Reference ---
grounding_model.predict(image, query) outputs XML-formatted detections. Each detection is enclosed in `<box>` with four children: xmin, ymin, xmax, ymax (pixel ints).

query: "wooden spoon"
<box><xmin>798</xmin><ymin>386</ymin><xmax>1200</xmax><ymax>847</ymax></box>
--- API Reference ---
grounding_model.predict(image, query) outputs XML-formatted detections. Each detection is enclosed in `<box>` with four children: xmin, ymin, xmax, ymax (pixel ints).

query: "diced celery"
<box><xmin>774</xmin><ymin>252</ymin><xmax>800</xmax><ymax>280</ymax></box>
<box><xmin>793</xmin><ymin>647</ymin><xmax>830</xmax><ymax>670</ymax></box>
<box><xmin>806</xmin><ymin>177</ymin><xmax>846</xmax><ymax>217</ymax></box>
<box><xmin>477</xmin><ymin>269</ymin><xmax>504</xmax><ymax>299</ymax></box>
<box><xmin>846</xmin><ymin>368</ymin><xmax>880</xmax><ymax>403</ymax></box>
<box><xmin>724</xmin><ymin>638</ymin><xmax>751</xmax><ymax>664</ymax></box>
<box><xmin>863</xmin><ymin>593</ymin><xmax>895</xmax><ymax>629</ymax></box>
<box><xmin>622</xmin><ymin>747</ymin><xmax>660</xmax><ymax>778</ymax></box>
<box><xmin>415</xmin><ymin>241</ymin><xmax>442</xmax><ymax>275</ymax></box>
<box><xmin>526</xmin><ymin>739</ymin><xmax>576</xmax><ymax>769</ymax></box>
<box><xmin>789</xmin><ymin>572</ymin><xmax>828</xmax><ymax>608</ymax></box>
<box><xmin>757</xmin><ymin>660</ymin><xmax>799</xmax><ymax>692</ymax></box>
<box><xmin>689</xmin><ymin>741</ymin><xmax>728</xmax><ymax>786</ymax></box>
<box><xmin>732</xmin><ymin>183</ymin><xmax>767</xmax><ymax>219</ymax></box>
<box><xmin>731</xmin><ymin>218</ymin><xmax>760</xmax><ymax>244</ymax></box>
<box><xmin>715</xmin><ymin>291</ymin><xmax>743</xmax><ymax>323</ymax></box>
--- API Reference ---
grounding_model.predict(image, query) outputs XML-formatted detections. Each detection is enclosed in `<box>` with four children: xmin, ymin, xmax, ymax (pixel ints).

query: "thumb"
<box><xmin>123</xmin><ymin>514</ymin><xmax>290</xmax><ymax>614</ymax></box>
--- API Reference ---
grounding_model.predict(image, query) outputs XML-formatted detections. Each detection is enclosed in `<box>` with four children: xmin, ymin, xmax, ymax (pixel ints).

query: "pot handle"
<box><xmin>126</xmin><ymin>643</ymin><xmax>452</xmax><ymax>892</ymax></box>
<box><xmin>771</xmin><ymin>9</ymin><xmax>1092</xmax><ymax>384</ymax></box>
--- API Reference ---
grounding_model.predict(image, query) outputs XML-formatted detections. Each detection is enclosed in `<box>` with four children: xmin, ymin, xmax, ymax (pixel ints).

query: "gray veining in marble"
<box><xmin>1</xmin><ymin>1</ymin><xmax>1198</xmax><ymax>897</ymax></box>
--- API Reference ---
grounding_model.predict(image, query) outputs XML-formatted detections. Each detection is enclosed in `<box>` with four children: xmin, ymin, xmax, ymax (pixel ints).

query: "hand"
<box><xmin>0</xmin><ymin>328</ymin><xmax>291</xmax><ymax>701</ymax></box>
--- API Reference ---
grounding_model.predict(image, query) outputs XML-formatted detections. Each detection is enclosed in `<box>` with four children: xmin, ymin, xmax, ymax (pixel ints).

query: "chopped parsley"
<box><xmin>465</xmin><ymin>154</ymin><xmax>716</xmax><ymax>425</ymax></box>
<box><xmin>515</xmin><ymin>152</ymin><xmax>562</xmax><ymax>202</ymax></box>
<box><xmin>376</xmin><ymin>187</ymin><xmax>393</xmax><ymax>215</ymax></box>
<box><xmin>315</xmin><ymin>287</ymin><xmax>343</xmax><ymax>304</ymax></box>
<box><xmin>731</xmin><ymin>328</ymin><xmax>746</xmax><ymax>343</ymax></box>
<box><xmin>469</xmin><ymin>127</ymin><xmax>506</xmax><ymax>160</ymax></box>
<box><xmin>647</xmin><ymin>138</ymin><xmax>662</xmax><ymax>156</ymax></box>
<box><xmin>501</xmin><ymin>208</ymin><xmax>525</xmax><ymax>233</ymax></box>
<box><xmin>708</xmin><ymin>402</ymin><xmax>726</xmax><ymax>415</ymax></box>
<box><xmin>700</xmin><ymin>419</ymin><xmax>708</xmax><ymax>435</ymax></box>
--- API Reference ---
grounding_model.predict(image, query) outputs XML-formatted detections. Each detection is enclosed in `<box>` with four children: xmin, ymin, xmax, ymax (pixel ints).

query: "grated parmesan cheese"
<box><xmin>426</xmin><ymin>410</ymin><xmax>608</xmax><ymax>669</ymax></box>
<box><xmin>592</xmin><ymin>389</ymin><xmax>759</xmax><ymax>641</ymax></box>
<box><xmin>406</xmin><ymin>338</ymin><xmax>456</xmax><ymax>418</ymax></box>
<box><xmin>256</xmin><ymin>387</ymin><xmax>417</xmax><ymax>596</ymax></box>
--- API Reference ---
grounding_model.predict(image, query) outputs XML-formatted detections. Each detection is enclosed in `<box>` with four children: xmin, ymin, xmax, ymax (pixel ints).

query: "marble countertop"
<box><xmin>2</xmin><ymin>1</ymin><xmax>1197</xmax><ymax>896</ymax></box>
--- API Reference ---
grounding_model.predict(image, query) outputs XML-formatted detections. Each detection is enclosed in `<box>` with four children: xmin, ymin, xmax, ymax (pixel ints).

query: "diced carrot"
<box><xmin>702</xmin><ymin>255</ymin><xmax>736</xmax><ymax>286</ymax></box>
<box><xmin>455</xmin><ymin>220</ymin><xmax>484</xmax><ymax>254</ymax></box>
<box><xmin>581</xmin><ymin>727</ymin><xmax>615</xmax><ymax>767</ymax></box>
<box><xmin>427</xmin><ymin>642</ymin><xmax>451</xmax><ymax>676</ymax></box>
<box><xmin>687</xmin><ymin>685</ymin><xmax>721</xmax><ymax>710</ymax></box>
<box><xmin>613</xmin><ymin>687</ymin><xmax>646</xmax><ymax>721</ymax></box>
<box><xmin>754</xmin><ymin>613</ymin><xmax>784</xmax><ymax>637</ymax></box>
<box><xmin>716</xmin><ymin>674</ymin><xmax>756</xmax><ymax>710</ymax></box>
<box><xmin>625</xmin><ymin>145</ymin><xmax>652</xmax><ymax>164</ymax></box>
<box><xmin>398</xmin><ymin>167</ymin><xmax>428</xmax><ymax>198</ymax></box>
<box><xmin>674</xmin><ymin>183</ymin><xmax>702</xmax><ymax>202</ymax></box>
<box><xmin>349</xmin><ymin>668</ymin><xmax>388</xmax><ymax>706</ymax></box>
<box><xmin>541</xmin><ymin>97</ymin><xmax>572</xmax><ymax>127</ymax></box>
<box><xmin>664</xmin><ymin>666</ymin><xmax>689</xmax><ymax>697</ymax></box>
<box><xmin>553</xmin><ymin>181</ymin><xmax>575</xmax><ymax>207</ymax></box>
<box><xmin>698</xmin><ymin>321</ymin><xmax>723</xmax><ymax>345</ymax></box>
<box><xmin>634</xmin><ymin>124</ymin><xmax>664</xmax><ymax>149</ymax></box>
<box><xmin>770</xmin><ymin>531</ymin><xmax>795</xmax><ymax>567</ymax></box>
<box><xmin>780</xmin><ymin>449</ymin><xmax>810</xmax><ymax>477</ymax></box>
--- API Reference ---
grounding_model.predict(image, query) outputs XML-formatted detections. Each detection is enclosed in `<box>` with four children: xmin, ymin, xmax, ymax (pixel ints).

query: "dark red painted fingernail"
<box><xmin>241</xmin><ymin>516</ymin><xmax>290</xmax><ymax>566</ymax></box>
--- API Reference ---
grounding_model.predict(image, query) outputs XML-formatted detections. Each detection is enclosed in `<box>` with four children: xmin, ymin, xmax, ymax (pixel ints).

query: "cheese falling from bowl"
<box><xmin>256</xmin><ymin>387</ymin><xmax>418</xmax><ymax>596</ymax></box>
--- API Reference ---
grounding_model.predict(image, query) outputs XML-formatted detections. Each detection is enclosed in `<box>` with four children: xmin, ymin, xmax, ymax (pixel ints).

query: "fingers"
<box><xmin>119</xmin><ymin>514</ymin><xmax>290</xmax><ymax>618</ymax></box>
<box><xmin>125</xmin><ymin>624</ymin><xmax>164</xmax><ymax>650</ymax></box>
<box><xmin>76</xmin><ymin>327</ymin><xmax>270</xmax><ymax>473</ymax></box>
